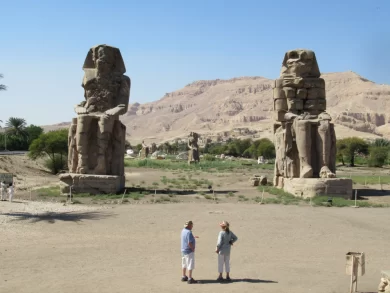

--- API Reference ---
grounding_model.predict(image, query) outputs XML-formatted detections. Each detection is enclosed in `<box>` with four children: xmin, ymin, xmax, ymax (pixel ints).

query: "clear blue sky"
<box><xmin>0</xmin><ymin>0</ymin><xmax>389</xmax><ymax>126</ymax></box>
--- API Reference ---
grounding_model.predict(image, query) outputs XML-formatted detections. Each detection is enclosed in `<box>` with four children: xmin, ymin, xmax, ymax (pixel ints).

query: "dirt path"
<box><xmin>0</xmin><ymin>201</ymin><xmax>388</xmax><ymax>293</ymax></box>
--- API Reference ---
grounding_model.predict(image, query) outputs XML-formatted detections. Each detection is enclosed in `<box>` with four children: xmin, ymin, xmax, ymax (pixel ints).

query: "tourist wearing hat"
<box><xmin>215</xmin><ymin>221</ymin><xmax>238</xmax><ymax>282</ymax></box>
<box><xmin>181</xmin><ymin>220</ymin><xmax>199</xmax><ymax>284</ymax></box>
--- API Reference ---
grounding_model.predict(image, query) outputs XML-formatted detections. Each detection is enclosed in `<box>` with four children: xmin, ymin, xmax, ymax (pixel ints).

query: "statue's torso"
<box><xmin>83</xmin><ymin>71</ymin><xmax>122</xmax><ymax>113</ymax></box>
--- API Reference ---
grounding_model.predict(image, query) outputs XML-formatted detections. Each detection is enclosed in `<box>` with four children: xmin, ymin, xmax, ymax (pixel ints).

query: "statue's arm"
<box><xmin>284</xmin><ymin>112</ymin><xmax>298</xmax><ymax>121</ymax></box>
<box><xmin>74</xmin><ymin>101</ymin><xmax>87</xmax><ymax>114</ymax></box>
<box><xmin>106</xmin><ymin>75</ymin><xmax>131</xmax><ymax>116</ymax></box>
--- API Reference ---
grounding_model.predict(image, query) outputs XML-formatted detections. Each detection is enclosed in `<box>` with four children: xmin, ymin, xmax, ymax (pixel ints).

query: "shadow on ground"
<box><xmin>199</xmin><ymin>278</ymin><xmax>278</xmax><ymax>284</ymax></box>
<box><xmin>356</xmin><ymin>188</ymin><xmax>390</xmax><ymax>197</ymax></box>
<box><xmin>1</xmin><ymin>211</ymin><xmax>114</xmax><ymax>224</ymax></box>
<box><xmin>123</xmin><ymin>187</ymin><xmax>239</xmax><ymax>196</ymax></box>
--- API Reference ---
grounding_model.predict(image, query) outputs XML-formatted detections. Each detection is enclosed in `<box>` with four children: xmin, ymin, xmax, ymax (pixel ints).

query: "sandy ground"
<box><xmin>0</xmin><ymin>200</ymin><xmax>388</xmax><ymax>293</ymax></box>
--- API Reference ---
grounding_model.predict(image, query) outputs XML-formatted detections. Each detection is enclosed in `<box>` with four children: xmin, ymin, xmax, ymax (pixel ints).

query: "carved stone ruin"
<box><xmin>250</xmin><ymin>175</ymin><xmax>267</xmax><ymax>187</ymax></box>
<box><xmin>188</xmin><ymin>132</ymin><xmax>200</xmax><ymax>164</ymax></box>
<box><xmin>59</xmin><ymin>44</ymin><xmax>130</xmax><ymax>194</ymax></box>
<box><xmin>379</xmin><ymin>270</ymin><xmax>390</xmax><ymax>293</ymax></box>
<box><xmin>273</xmin><ymin>49</ymin><xmax>352</xmax><ymax>198</ymax></box>
<box><xmin>140</xmin><ymin>140</ymin><xmax>149</xmax><ymax>159</ymax></box>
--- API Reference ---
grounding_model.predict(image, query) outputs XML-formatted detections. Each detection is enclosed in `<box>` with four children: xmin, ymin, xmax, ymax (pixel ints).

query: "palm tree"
<box><xmin>5</xmin><ymin>117</ymin><xmax>28</xmax><ymax>138</ymax></box>
<box><xmin>371</xmin><ymin>138</ymin><xmax>390</xmax><ymax>148</ymax></box>
<box><xmin>0</xmin><ymin>74</ymin><xmax>6</xmax><ymax>91</ymax></box>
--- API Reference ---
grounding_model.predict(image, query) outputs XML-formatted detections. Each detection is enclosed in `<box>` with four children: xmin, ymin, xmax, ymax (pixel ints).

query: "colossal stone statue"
<box><xmin>188</xmin><ymin>132</ymin><xmax>200</xmax><ymax>164</ymax></box>
<box><xmin>59</xmin><ymin>44</ymin><xmax>130</xmax><ymax>194</ymax></box>
<box><xmin>140</xmin><ymin>140</ymin><xmax>149</xmax><ymax>159</ymax></box>
<box><xmin>273</xmin><ymin>49</ymin><xmax>351</xmax><ymax>198</ymax></box>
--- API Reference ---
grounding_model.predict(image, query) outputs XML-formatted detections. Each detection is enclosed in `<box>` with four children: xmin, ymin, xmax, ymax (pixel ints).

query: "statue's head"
<box><xmin>83</xmin><ymin>44</ymin><xmax>126</xmax><ymax>75</ymax></box>
<box><xmin>189</xmin><ymin>132</ymin><xmax>198</xmax><ymax>140</ymax></box>
<box><xmin>280</xmin><ymin>49</ymin><xmax>320</xmax><ymax>78</ymax></box>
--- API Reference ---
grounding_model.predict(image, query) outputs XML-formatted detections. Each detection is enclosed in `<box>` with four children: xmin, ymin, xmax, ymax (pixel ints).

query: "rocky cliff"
<box><xmin>45</xmin><ymin>71</ymin><xmax>390</xmax><ymax>144</ymax></box>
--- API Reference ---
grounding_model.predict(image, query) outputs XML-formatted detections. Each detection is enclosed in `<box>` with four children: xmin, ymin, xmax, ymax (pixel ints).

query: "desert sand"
<box><xmin>0</xmin><ymin>200</ymin><xmax>388</xmax><ymax>293</ymax></box>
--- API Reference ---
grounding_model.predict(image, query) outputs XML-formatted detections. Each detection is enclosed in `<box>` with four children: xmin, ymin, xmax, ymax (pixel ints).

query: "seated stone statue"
<box><xmin>140</xmin><ymin>140</ymin><xmax>149</xmax><ymax>158</ymax></box>
<box><xmin>273</xmin><ymin>49</ymin><xmax>336</xmax><ymax>186</ymax></box>
<box><xmin>188</xmin><ymin>132</ymin><xmax>200</xmax><ymax>164</ymax></box>
<box><xmin>68</xmin><ymin>44</ymin><xmax>130</xmax><ymax>176</ymax></box>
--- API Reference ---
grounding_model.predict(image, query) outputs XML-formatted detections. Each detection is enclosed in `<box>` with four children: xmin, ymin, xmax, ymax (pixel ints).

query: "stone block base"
<box><xmin>59</xmin><ymin>173</ymin><xmax>125</xmax><ymax>195</ymax></box>
<box><xmin>282</xmin><ymin>178</ymin><xmax>353</xmax><ymax>199</ymax></box>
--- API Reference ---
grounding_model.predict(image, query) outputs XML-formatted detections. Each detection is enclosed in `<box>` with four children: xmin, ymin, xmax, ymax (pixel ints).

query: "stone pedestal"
<box><xmin>59</xmin><ymin>173</ymin><xmax>125</xmax><ymax>195</ymax></box>
<box><xmin>282</xmin><ymin>178</ymin><xmax>353</xmax><ymax>199</ymax></box>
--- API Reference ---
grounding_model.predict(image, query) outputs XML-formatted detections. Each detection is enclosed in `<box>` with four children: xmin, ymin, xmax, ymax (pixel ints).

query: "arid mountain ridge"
<box><xmin>45</xmin><ymin>71</ymin><xmax>390</xmax><ymax>144</ymax></box>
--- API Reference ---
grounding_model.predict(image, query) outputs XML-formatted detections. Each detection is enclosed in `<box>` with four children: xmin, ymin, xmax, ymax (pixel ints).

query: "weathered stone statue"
<box><xmin>273</xmin><ymin>49</ymin><xmax>351</xmax><ymax>198</ymax></box>
<box><xmin>188</xmin><ymin>132</ymin><xmax>200</xmax><ymax>164</ymax></box>
<box><xmin>59</xmin><ymin>44</ymin><xmax>130</xmax><ymax>194</ymax></box>
<box><xmin>140</xmin><ymin>140</ymin><xmax>149</xmax><ymax>159</ymax></box>
<box><xmin>378</xmin><ymin>271</ymin><xmax>390</xmax><ymax>293</ymax></box>
<box><xmin>150</xmin><ymin>143</ymin><xmax>157</xmax><ymax>154</ymax></box>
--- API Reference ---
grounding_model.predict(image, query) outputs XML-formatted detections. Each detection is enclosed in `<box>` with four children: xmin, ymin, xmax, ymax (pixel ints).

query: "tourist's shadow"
<box><xmin>200</xmin><ymin>278</ymin><xmax>278</xmax><ymax>284</ymax></box>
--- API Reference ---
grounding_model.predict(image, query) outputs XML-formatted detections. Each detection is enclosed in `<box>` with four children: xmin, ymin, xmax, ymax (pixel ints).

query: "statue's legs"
<box><xmin>94</xmin><ymin>115</ymin><xmax>115</xmax><ymax>174</ymax></box>
<box><xmin>293</xmin><ymin>119</ymin><xmax>313</xmax><ymax>178</ymax></box>
<box><xmin>317</xmin><ymin>120</ymin><xmax>335</xmax><ymax>178</ymax></box>
<box><xmin>68</xmin><ymin>123</ymin><xmax>78</xmax><ymax>173</ymax></box>
<box><xmin>76</xmin><ymin>115</ymin><xmax>93</xmax><ymax>174</ymax></box>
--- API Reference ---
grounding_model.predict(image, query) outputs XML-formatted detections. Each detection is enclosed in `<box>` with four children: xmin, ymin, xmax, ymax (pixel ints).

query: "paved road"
<box><xmin>0</xmin><ymin>151</ymin><xmax>28</xmax><ymax>155</ymax></box>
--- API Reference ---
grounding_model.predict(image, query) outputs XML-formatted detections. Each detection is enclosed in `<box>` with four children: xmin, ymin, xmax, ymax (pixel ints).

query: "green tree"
<box><xmin>235</xmin><ymin>138</ymin><xmax>252</xmax><ymax>156</ymax></box>
<box><xmin>28</xmin><ymin>129</ymin><xmax>68</xmax><ymax>174</ymax></box>
<box><xmin>163</xmin><ymin>142</ymin><xmax>172</xmax><ymax>154</ymax></box>
<box><xmin>367</xmin><ymin>139</ymin><xmax>390</xmax><ymax>167</ymax></box>
<box><xmin>26</xmin><ymin>125</ymin><xmax>44</xmax><ymax>145</ymax></box>
<box><xmin>371</xmin><ymin>138</ymin><xmax>390</xmax><ymax>148</ymax></box>
<box><xmin>5</xmin><ymin>117</ymin><xmax>28</xmax><ymax>139</ymax></box>
<box><xmin>0</xmin><ymin>124</ymin><xmax>43</xmax><ymax>151</ymax></box>
<box><xmin>257</xmin><ymin>138</ymin><xmax>276</xmax><ymax>159</ymax></box>
<box><xmin>0</xmin><ymin>74</ymin><xmax>6</xmax><ymax>91</ymax></box>
<box><xmin>136</xmin><ymin>143</ymin><xmax>143</xmax><ymax>152</ymax></box>
<box><xmin>336</xmin><ymin>137</ymin><xmax>369</xmax><ymax>167</ymax></box>
<box><xmin>171</xmin><ymin>140</ymin><xmax>179</xmax><ymax>154</ymax></box>
<box><xmin>368</xmin><ymin>146</ymin><xmax>389</xmax><ymax>167</ymax></box>
<box><xmin>125</xmin><ymin>140</ymin><xmax>132</xmax><ymax>150</ymax></box>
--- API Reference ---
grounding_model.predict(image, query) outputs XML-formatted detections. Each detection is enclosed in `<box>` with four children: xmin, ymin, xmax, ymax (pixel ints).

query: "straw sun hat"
<box><xmin>184</xmin><ymin>220</ymin><xmax>193</xmax><ymax>227</ymax></box>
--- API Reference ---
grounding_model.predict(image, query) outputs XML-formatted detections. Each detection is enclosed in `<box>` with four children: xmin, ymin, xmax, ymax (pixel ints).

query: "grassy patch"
<box><xmin>36</xmin><ymin>186</ymin><xmax>61</xmax><ymax>197</ymax></box>
<box><xmin>161</xmin><ymin>175</ymin><xmax>212</xmax><ymax>190</ymax></box>
<box><xmin>124</xmin><ymin>158</ymin><xmax>273</xmax><ymax>172</ymax></box>
<box><xmin>311</xmin><ymin>196</ymin><xmax>387</xmax><ymax>207</ymax></box>
<box><xmin>238</xmin><ymin>195</ymin><xmax>249</xmax><ymax>202</ymax></box>
<box><xmin>225</xmin><ymin>191</ymin><xmax>235</xmax><ymax>198</ymax></box>
<box><xmin>203</xmin><ymin>194</ymin><xmax>213</xmax><ymax>200</ymax></box>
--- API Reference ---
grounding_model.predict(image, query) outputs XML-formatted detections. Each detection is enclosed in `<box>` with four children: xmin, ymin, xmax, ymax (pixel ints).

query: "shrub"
<box><xmin>203</xmin><ymin>154</ymin><xmax>216</xmax><ymax>161</ymax></box>
<box><xmin>368</xmin><ymin>146</ymin><xmax>389</xmax><ymax>167</ymax></box>
<box><xmin>44</xmin><ymin>154</ymin><xmax>67</xmax><ymax>174</ymax></box>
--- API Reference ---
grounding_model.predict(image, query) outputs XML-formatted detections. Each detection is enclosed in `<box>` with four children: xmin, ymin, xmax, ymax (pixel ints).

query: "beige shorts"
<box><xmin>182</xmin><ymin>252</ymin><xmax>195</xmax><ymax>270</ymax></box>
